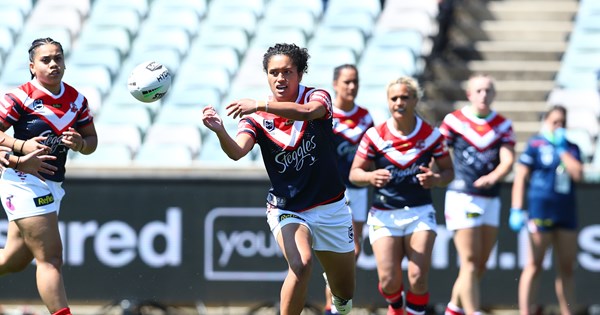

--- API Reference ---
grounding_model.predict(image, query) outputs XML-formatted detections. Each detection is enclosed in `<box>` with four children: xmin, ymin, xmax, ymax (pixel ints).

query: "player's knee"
<box><xmin>287</xmin><ymin>257</ymin><xmax>313</xmax><ymax>280</ymax></box>
<box><xmin>459</xmin><ymin>255</ymin><xmax>481</xmax><ymax>273</ymax></box>
<box><xmin>407</xmin><ymin>269</ymin><xmax>429</xmax><ymax>293</ymax></box>
<box><xmin>556</xmin><ymin>263</ymin><xmax>575</xmax><ymax>277</ymax></box>
<box><xmin>379</xmin><ymin>276</ymin><xmax>402</xmax><ymax>293</ymax></box>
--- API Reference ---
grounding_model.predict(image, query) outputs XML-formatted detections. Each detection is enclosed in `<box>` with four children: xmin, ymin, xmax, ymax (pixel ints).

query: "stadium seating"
<box><xmin>321</xmin><ymin>10</ymin><xmax>375</xmax><ymax>38</ymax></box>
<box><xmin>153</xmin><ymin>106</ymin><xmax>204</xmax><ymax>131</ymax></box>
<box><xmin>93</xmin><ymin>122</ymin><xmax>143</xmax><ymax>155</ymax></box>
<box><xmin>145</xmin><ymin>7</ymin><xmax>201</xmax><ymax>38</ymax></box>
<box><xmin>150</xmin><ymin>0</ymin><xmax>207</xmax><ymax>19</ymax></box>
<box><xmin>143</xmin><ymin>123</ymin><xmax>202</xmax><ymax>157</ymax></box>
<box><xmin>566</xmin><ymin>127</ymin><xmax>596</xmax><ymax>163</ymax></box>
<box><xmin>95</xmin><ymin>105</ymin><xmax>153</xmax><ymax>135</ymax></box>
<box><xmin>62</xmin><ymin>65</ymin><xmax>113</xmax><ymax>96</ymax></box>
<box><xmin>68</xmin><ymin>143</ymin><xmax>133</xmax><ymax>167</ymax></box>
<box><xmin>0</xmin><ymin>6</ymin><xmax>25</xmax><ymax>36</ymax></box>
<box><xmin>268</xmin><ymin>0</ymin><xmax>323</xmax><ymax>20</ymax></box>
<box><xmin>134</xmin><ymin>142</ymin><xmax>194</xmax><ymax>167</ymax></box>
<box><xmin>326</xmin><ymin>0</ymin><xmax>382</xmax><ymax>18</ymax></box>
<box><xmin>86</xmin><ymin>7</ymin><xmax>142</xmax><ymax>38</ymax></box>
<box><xmin>0</xmin><ymin>27</ymin><xmax>13</xmax><ymax>60</ymax></box>
<box><xmin>2</xmin><ymin>0</ymin><xmax>437</xmax><ymax>168</ymax></box>
<box><xmin>68</xmin><ymin>46</ymin><xmax>122</xmax><ymax>78</ymax></box>
<box><xmin>252</xmin><ymin>26</ymin><xmax>307</xmax><ymax>51</ymax></box>
<box><xmin>76</xmin><ymin>26</ymin><xmax>132</xmax><ymax>58</ymax></box>
<box><xmin>162</xmin><ymin>86</ymin><xmax>222</xmax><ymax>110</ymax></box>
<box><xmin>184</xmin><ymin>46</ymin><xmax>240</xmax><ymax>77</ymax></box>
<box><xmin>309</xmin><ymin>28</ymin><xmax>366</xmax><ymax>57</ymax></box>
<box><xmin>260</xmin><ymin>9</ymin><xmax>316</xmax><ymax>39</ymax></box>
<box><xmin>0</xmin><ymin>0</ymin><xmax>33</xmax><ymax>17</ymax></box>
<box><xmin>92</xmin><ymin>0</ymin><xmax>149</xmax><ymax>19</ymax></box>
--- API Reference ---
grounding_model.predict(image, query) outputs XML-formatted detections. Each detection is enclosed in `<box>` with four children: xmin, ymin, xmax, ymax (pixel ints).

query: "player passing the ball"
<box><xmin>0</xmin><ymin>37</ymin><xmax>98</xmax><ymax>315</ymax></box>
<box><xmin>349</xmin><ymin>76</ymin><xmax>454</xmax><ymax>315</ymax></box>
<box><xmin>201</xmin><ymin>43</ymin><xmax>355</xmax><ymax>315</ymax></box>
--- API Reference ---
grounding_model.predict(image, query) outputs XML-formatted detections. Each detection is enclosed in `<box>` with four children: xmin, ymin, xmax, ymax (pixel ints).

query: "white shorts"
<box><xmin>367</xmin><ymin>204</ymin><xmax>438</xmax><ymax>244</ymax></box>
<box><xmin>444</xmin><ymin>190</ymin><xmax>501</xmax><ymax>231</ymax></box>
<box><xmin>346</xmin><ymin>187</ymin><xmax>368</xmax><ymax>223</ymax></box>
<box><xmin>266</xmin><ymin>198</ymin><xmax>354</xmax><ymax>253</ymax></box>
<box><xmin>0</xmin><ymin>168</ymin><xmax>65</xmax><ymax>221</ymax></box>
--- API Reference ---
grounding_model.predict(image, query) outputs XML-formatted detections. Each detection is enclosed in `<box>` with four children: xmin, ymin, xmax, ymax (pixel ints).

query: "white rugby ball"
<box><xmin>127</xmin><ymin>61</ymin><xmax>172</xmax><ymax>103</ymax></box>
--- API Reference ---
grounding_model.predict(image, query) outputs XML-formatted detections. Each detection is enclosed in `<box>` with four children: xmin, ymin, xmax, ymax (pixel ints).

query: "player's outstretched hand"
<box><xmin>226</xmin><ymin>98</ymin><xmax>257</xmax><ymax>119</ymax></box>
<box><xmin>17</xmin><ymin>148</ymin><xmax>58</xmax><ymax>181</ymax></box>
<box><xmin>202</xmin><ymin>105</ymin><xmax>225</xmax><ymax>133</ymax></box>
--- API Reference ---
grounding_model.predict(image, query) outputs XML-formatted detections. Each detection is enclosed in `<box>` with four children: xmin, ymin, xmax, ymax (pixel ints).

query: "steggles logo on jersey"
<box><xmin>274</xmin><ymin>136</ymin><xmax>317</xmax><ymax>173</ymax></box>
<box><xmin>40</xmin><ymin>130</ymin><xmax>67</xmax><ymax>154</ymax></box>
<box><xmin>387</xmin><ymin>164</ymin><xmax>422</xmax><ymax>184</ymax></box>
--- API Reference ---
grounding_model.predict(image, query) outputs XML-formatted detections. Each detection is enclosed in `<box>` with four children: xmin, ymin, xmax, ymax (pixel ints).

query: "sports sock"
<box><xmin>405</xmin><ymin>291</ymin><xmax>429</xmax><ymax>315</ymax></box>
<box><xmin>445</xmin><ymin>302</ymin><xmax>465</xmax><ymax>315</ymax></box>
<box><xmin>52</xmin><ymin>308</ymin><xmax>72</xmax><ymax>315</ymax></box>
<box><xmin>378</xmin><ymin>283</ymin><xmax>404</xmax><ymax>309</ymax></box>
<box><xmin>324</xmin><ymin>308</ymin><xmax>336</xmax><ymax>315</ymax></box>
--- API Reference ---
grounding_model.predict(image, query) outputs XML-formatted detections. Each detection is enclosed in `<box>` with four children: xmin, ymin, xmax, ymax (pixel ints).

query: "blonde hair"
<box><xmin>386</xmin><ymin>76</ymin><xmax>423</xmax><ymax>100</ymax></box>
<box><xmin>466</xmin><ymin>73</ymin><xmax>496</xmax><ymax>92</ymax></box>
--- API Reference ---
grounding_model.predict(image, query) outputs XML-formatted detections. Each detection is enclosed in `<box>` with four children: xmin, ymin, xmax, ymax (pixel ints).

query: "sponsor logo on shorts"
<box><xmin>348</xmin><ymin>225</ymin><xmax>354</xmax><ymax>242</ymax></box>
<box><xmin>466</xmin><ymin>212</ymin><xmax>481</xmax><ymax>218</ymax></box>
<box><xmin>33</xmin><ymin>193</ymin><xmax>54</xmax><ymax>207</ymax></box>
<box><xmin>532</xmin><ymin>218</ymin><xmax>554</xmax><ymax>228</ymax></box>
<box><xmin>4</xmin><ymin>195</ymin><xmax>15</xmax><ymax>211</ymax></box>
<box><xmin>278</xmin><ymin>213</ymin><xmax>303</xmax><ymax>222</ymax></box>
<box><xmin>372</xmin><ymin>225</ymin><xmax>384</xmax><ymax>231</ymax></box>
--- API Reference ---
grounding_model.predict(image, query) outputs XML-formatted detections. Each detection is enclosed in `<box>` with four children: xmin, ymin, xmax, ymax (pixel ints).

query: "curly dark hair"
<box><xmin>262</xmin><ymin>43</ymin><xmax>310</xmax><ymax>74</ymax></box>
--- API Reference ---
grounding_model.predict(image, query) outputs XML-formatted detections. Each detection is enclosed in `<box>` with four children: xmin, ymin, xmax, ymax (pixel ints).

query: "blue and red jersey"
<box><xmin>439</xmin><ymin>107</ymin><xmax>515</xmax><ymax>197</ymax></box>
<box><xmin>332</xmin><ymin>105</ymin><xmax>374</xmax><ymax>188</ymax></box>
<box><xmin>238</xmin><ymin>85</ymin><xmax>345</xmax><ymax>212</ymax></box>
<box><xmin>356</xmin><ymin>116</ymin><xmax>449</xmax><ymax>210</ymax></box>
<box><xmin>0</xmin><ymin>80</ymin><xmax>93</xmax><ymax>181</ymax></box>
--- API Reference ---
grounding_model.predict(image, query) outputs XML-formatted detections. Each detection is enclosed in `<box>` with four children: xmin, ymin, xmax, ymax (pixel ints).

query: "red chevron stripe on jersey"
<box><xmin>439</xmin><ymin>107</ymin><xmax>515</xmax><ymax>151</ymax></box>
<box><xmin>1</xmin><ymin>80</ymin><xmax>87</xmax><ymax>135</ymax></box>
<box><xmin>238</xmin><ymin>86</ymin><xmax>332</xmax><ymax>150</ymax></box>
<box><xmin>332</xmin><ymin>105</ymin><xmax>373</xmax><ymax>144</ymax></box>
<box><xmin>241</xmin><ymin>113</ymin><xmax>308</xmax><ymax>150</ymax></box>
<box><xmin>359</xmin><ymin>117</ymin><xmax>447</xmax><ymax>169</ymax></box>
